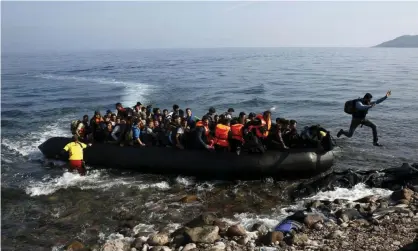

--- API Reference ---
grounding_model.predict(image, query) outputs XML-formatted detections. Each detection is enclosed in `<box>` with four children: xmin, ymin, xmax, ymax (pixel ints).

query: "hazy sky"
<box><xmin>2</xmin><ymin>1</ymin><xmax>418</xmax><ymax>52</ymax></box>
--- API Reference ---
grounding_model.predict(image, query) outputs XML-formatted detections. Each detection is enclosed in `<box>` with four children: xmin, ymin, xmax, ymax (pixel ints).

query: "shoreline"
<box><xmin>64</xmin><ymin>187</ymin><xmax>418</xmax><ymax>251</ymax></box>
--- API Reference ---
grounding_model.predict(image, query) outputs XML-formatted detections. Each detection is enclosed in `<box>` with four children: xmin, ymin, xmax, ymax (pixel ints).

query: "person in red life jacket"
<box><xmin>249</xmin><ymin>110</ymin><xmax>272</xmax><ymax>141</ymax></box>
<box><xmin>193</xmin><ymin>116</ymin><xmax>214</xmax><ymax>151</ymax></box>
<box><xmin>60</xmin><ymin>135</ymin><xmax>91</xmax><ymax>175</ymax></box>
<box><xmin>116</xmin><ymin>102</ymin><xmax>134</xmax><ymax>119</ymax></box>
<box><xmin>214</xmin><ymin>118</ymin><xmax>231</xmax><ymax>152</ymax></box>
<box><xmin>230</xmin><ymin>119</ymin><xmax>245</xmax><ymax>155</ymax></box>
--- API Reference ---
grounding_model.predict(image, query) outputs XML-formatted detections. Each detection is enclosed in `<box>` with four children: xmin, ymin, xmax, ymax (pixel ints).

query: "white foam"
<box><xmin>1</xmin><ymin>116</ymin><xmax>71</xmax><ymax>159</ymax></box>
<box><xmin>132</xmin><ymin>223</ymin><xmax>156</xmax><ymax>235</ymax></box>
<box><xmin>136</xmin><ymin>181</ymin><xmax>170</xmax><ymax>190</ymax></box>
<box><xmin>225</xmin><ymin>183</ymin><xmax>393</xmax><ymax>231</ymax></box>
<box><xmin>306</xmin><ymin>183</ymin><xmax>393</xmax><ymax>202</ymax></box>
<box><xmin>36</xmin><ymin>73</ymin><xmax>154</xmax><ymax>106</ymax></box>
<box><xmin>175</xmin><ymin>176</ymin><xmax>196</xmax><ymax>187</ymax></box>
<box><xmin>25</xmin><ymin>170</ymin><xmax>171</xmax><ymax>196</ymax></box>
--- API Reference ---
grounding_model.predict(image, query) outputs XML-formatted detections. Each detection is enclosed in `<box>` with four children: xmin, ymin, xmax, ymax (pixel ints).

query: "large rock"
<box><xmin>250</xmin><ymin>223</ymin><xmax>269</xmax><ymax>236</ymax></box>
<box><xmin>184</xmin><ymin>226</ymin><xmax>220</xmax><ymax>243</ymax></box>
<box><xmin>303</xmin><ymin>214</ymin><xmax>324</xmax><ymax>228</ymax></box>
<box><xmin>259</xmin><ymin>231</ymin><xmax>284</xmax><ymax>245</ymax></box>
<box><xmin>132</xmin><ymin>237</ymin><xmax>147</xmax><ymax>249</ymax></box>
<box><xmin>287</xmin><ymin>233</ymin><xmax>309</xmax><ymax>246</ymax></box>
<box><xmin>150</xmin><ymin>247</ymin><xmax>171</xmax><ymax>251</ymax></box>
<box><xmin>391</xmin><ymin>188</ymin><xmax>414</xmax><ymax>202</ymax></box>
<box><xmin>205</xmin><ymin>242</ymin><xmax>225</xmax><ymax>251</ymax></box>
<box><xmin>212</xmin><ymin>219</ymin><xmax>228</xmax><ymax>235</ymax></box>
<box><xmin>180</xmin><ymin>195</ymin><xmax>199</xmax><ymax>203</ymax></box>
<box><xmin>66</xmin><ymin>241</ymin><xmax>86</xmax><ymax>251</ymax></box>
<box><xmin>182</xmin><ymin>243</ymin><xmax>197</xmax><ymax>251</ymax></box>
<box><xmin>354</xmin><ymin>195</ymin><xmax>380</xmax><ymax>204</ymax></box>
<box><xmin>306</xmin><ymin>200</ymin><xmax>323</xmax><ymax>209</ymax></box>
<box><xmin>101</xmin><ymin>239</ymin><xmax>132</xmax><ymax>251</ymax></box>
<box><xmin>335</xmin><ymin>208</ymin><xmax>362</xmax><ymax>222</ymax></box>
<box><xmin>226</xmin><ymin>224</ymin><xmax>246</xmax><ymax>237</ymax></box>
<box><xmin>286</xmin><ymin>211</ymin><xmax>306</xmax><ymax>223</ymax></box>
<box><xmin>147</xmin><ymin>233</ymin><xmax>170</xmax><ymax>246</ymax></box>
<box><xmin>185</xmin><ymin>213</ymin><xmax>217</xmax><ymax>228</ymax></box>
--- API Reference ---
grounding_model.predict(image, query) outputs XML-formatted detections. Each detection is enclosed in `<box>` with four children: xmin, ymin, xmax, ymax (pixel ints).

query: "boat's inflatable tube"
<box><xmin>38</xmin><ymin>137</ymin><xmax>335</xmax><ymax>180</ymax></box>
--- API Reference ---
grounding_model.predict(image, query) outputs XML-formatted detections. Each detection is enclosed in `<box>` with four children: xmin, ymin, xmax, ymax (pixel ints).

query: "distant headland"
<box><xmin>374</xmin><ymin>35</ymin><xmax>418</xmax><ymax>48</ymax></box>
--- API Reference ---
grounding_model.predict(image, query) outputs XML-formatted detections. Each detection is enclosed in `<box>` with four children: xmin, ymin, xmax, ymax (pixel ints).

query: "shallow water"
<box><xmin>2</xmin><ymin>48</ymin><xmax>418</xmax><ymax>250</ymax></box>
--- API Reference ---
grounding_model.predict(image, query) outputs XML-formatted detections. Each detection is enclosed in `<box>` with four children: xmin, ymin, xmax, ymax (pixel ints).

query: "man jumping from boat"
<box><xmin>337</xmin><ymin>90</ymin><xmax>391</xmax><ymax>146</ymax></box>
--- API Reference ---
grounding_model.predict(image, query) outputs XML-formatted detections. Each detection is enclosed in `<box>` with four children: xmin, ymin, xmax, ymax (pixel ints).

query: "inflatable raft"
<box><xmin>38</xmin><ymin>137</ymin><xmax>335</xmax><ymax>180</ymax></box>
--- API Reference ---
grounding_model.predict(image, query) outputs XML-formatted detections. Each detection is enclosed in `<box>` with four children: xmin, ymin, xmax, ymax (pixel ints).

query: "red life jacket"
<box><xmin>214</xmin><ymin>124</ymin><xmax>230</xmax><ymax>147</ymax></box>
<box><xmin>230</xmin><ymin>124</ymin><xmax>244</xmax><ymax>143</ymax></box>
<box><xmin>251</xmin><ymin>114</ymin><xmax>271</xmax><ymax>138</ymax></box>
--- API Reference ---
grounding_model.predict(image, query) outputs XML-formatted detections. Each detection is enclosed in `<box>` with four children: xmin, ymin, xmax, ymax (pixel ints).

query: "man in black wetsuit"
<box><xmin>337</xmin><ymin>90</ymin><xmax>391</xmax><ymax>146</ymax></box>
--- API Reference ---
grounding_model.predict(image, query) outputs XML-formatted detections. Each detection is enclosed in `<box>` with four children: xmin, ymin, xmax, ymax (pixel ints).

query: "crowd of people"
<box><xmin>70</xmin><ymin>102</ymin><xmax>331</xmax><ymax>155</ymax></box>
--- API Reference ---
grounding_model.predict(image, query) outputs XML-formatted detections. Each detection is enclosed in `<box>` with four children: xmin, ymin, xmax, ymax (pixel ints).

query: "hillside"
<box><xmin>374</xmin><ymin>35</ymin><xmax>418</xmax><ymax>48</ymax></box>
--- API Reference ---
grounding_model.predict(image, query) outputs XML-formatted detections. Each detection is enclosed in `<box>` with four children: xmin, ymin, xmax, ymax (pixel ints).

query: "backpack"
<box><xmin>71</xmin><ymin>120</ymin><xmax>81</xmax><ymax>135</ymax></box>
<box><xmin>344</xmin><ymin>98</ymin><xmax>360</xmax><ymax>115</ymax></box>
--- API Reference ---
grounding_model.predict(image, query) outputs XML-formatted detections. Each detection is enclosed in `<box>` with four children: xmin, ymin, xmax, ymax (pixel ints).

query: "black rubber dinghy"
<box><xmin>38</xmin><ymin>137</ymin><xmax>335</xmax><ymax>180</ymax></box>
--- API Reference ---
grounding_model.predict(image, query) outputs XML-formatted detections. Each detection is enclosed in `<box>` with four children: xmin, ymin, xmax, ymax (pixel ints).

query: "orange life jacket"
<box><xmin>249</xmin><ymin>115</ymin><xmax>271</xmax><ymax>138</ymax></box>
<box><xmin>214</xmin><ymin>124</ymin><xmax>230</xmax><ymax>147</ymax></box>
<box><xmin>196</xmin><ymin>121</ymin><xmax>209</xmax><ymax>137</ymax></box>
<box><xmin>264</xmin><ymin>118</ymin><xmax>271</xmax><ymax>137</ymax></box>
<box><xmin>230</xmin><ymin>124</ymin><xmax>244</xmax><ymax>143</ymax></box>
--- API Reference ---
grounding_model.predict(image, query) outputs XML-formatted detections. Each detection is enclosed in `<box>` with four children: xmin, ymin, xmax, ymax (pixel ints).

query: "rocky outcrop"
<box><xmin>184</xmin><ymin>226</ymin><xmax>220</xmax><ymax>243</ymax></box>
<box><xmin>96</xmin><ymin>187</ymin><xmax>418</xmax><ymax>251</ymax></box>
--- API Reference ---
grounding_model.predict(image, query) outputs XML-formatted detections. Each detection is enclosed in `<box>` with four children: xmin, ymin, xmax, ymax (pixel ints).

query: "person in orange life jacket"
<box><xmin>230</xmin><ymin>119</ymin><xmax>245</xmax><ymax>154</ymax></box>
<box><xmin>214</xmin><ymin>118</ymin><xmax>232</xmax><ymax>152</ymax></box>
<box><xmin>250</xmin><ymin>110</ymin><xmax>272</xmax><ymax>140</ymax></box>
<box><xmin>193</xmin><ymin>116</ymin><xmax>214</xmax><ymax>150</ymax></box>
<box><xmin>116</xmin><ymin>102</ymin><xmax>134</xmax><ymax>119</ymax></box>
<box><xmin>60</xmin><ymin>135</ymin><xmax>91</xmax><ymax>175</ymax></box>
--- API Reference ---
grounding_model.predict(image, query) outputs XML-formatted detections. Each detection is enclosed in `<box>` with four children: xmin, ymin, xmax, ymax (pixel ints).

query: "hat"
<box><xmin>227</xmin><ymin>108</ymin><xmax>235</xmax><ymax>113</ymax></box>
<box><xmin>106</xmin><ymin>109</ymin><xmax>112</xmax><ymax>114</ymax></box>
<box><xmin>239</xmin><ymin>112</ymin><xmax>246</xmax><ymax>117</ymax></box>
<box><xmin>249</xmin><ymin>112</ymin><xmax>256</xmax><ymax>118</ymax></box>
<box><xmin>136</xmin><ymin>102</ymin><xmax>142</xmax><ymax>106</ymax></box>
